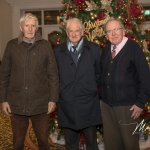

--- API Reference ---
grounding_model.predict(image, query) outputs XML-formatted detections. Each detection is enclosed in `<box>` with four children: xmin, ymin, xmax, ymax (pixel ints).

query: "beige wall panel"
<box><xmin>0</xmin><ymin>0</ymin><xmax>12</xmax><ymax>59</ymax></box>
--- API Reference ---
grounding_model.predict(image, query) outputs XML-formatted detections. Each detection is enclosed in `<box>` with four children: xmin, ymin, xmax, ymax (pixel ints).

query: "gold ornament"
<box><xmin>141</xmin><ymin>10</ymin><xmax>144</xmax><ymax>14</ymax></box>
<box><xmin>118</xmin><ymin>16</ymin><xmax>122</xmax><ymax>19</ymax></box>
<box><xmin>84</xmin><ymin>16</ymin><xmax>110</xmax><ymax>41</ymax></box>
<box><xmin>95</xmin><ymin>40</ymin><xmax>99</xmax><ymax>44</ymax></box>
<box><xmin>54</xmin><ymin>120</ymin><xmax>58</xmax><ymax>124</ymax></box>
<box><xmin>91</xmin><ymin>16</ymin><xmax>95</xmax><ymax>20</ymax></box>
<box><xmin>146</xmin><ymin>57</ymin><xmax>150</xmax><ymax>62</ymax></box>
<box><xmin>142</xmin><ymin>40</ymin><xmax>150</xmax><ymax>53</ymax></box>
<box><xmin>140</xmin><ymin>15</ymin><xmax>143</xmax><ymax>19</ymax></box>
<box><xmin>90</xmin><ymin>12</ymin><xmax>94</xmax><ymax>16</ymax></box>
<box><xmin>54</xmin><ymin>123</ymin><xmax>59</xmax><ymax>128</ymax></box>
<box><xmin>71</xmin><ymin>10</ymin><xmax>75</xmax><ymax>13</ymax></box>
<box><xmin>97</xmin><ymin>138</ymin><xmax>100</xmax><ymax>143</ymax></box>
<box><xmin>100</xmin><ymin>0</ymin><xmax>113</xmax><ymax>14</ymax></box>
<box><xmin>94</xmin><ymin>14</ymin><xmax>98</xmax><ymax>18</ymax></box>
<box><xmin>85</xmin><ymin>1</ymin><xmax>99</xmax><ymax>11</ymax></box>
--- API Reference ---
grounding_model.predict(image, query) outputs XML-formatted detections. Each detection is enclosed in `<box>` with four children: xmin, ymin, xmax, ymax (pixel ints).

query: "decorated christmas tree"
<box><xmin>49</xmin><ymin>0</ymin><xmax>150</xmax><ymax>144</ymax></box>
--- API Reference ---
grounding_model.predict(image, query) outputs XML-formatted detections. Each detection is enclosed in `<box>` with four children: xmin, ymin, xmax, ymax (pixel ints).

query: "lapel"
<box><xmin>60</xmin><ymin>42</ymin><xmax>73</xmax><ymax>60</ymax></box>
<box><xmin>77</xmin><ymin>39</ymin><xmax>90</xmax><ymax>64</ymax></box>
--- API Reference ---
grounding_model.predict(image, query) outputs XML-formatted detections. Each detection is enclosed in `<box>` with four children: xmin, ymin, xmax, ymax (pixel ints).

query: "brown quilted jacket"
<box><xmin>0</xmin><ymin>32</ymin><xmax>59</xmax><ymax>116</ymax></box>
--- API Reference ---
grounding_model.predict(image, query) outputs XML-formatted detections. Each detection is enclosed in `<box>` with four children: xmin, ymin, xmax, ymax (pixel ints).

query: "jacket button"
<box><xmin>107</xmin><ymin>86</ymin><xmax>109</xmax><ymax>88</ymax></box>
<box><xmin>108</xmin><ymin>73</ymin><xmax>110</xmax><ymax>75</ymax></box>
<box><xmin>25</xmin><ymin>87</ymin><xmax>28</xmax><ymax>89</ymax></box>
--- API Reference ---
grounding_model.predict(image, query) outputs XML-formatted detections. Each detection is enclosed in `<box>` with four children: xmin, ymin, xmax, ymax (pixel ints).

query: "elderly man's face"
<box><xmin>20</xmin><ymin>19</ymin><xmax>37</xmax><ymax>39</ymax></box>
<box><xmin>66</xmin><ymin>20</ymin><xmax>83</xmax><ymax>45</ymax></box>
<box><xmin>106</xmin><ymin>20</ymin><xmax>125</xmax><ymax>45</ymax></box>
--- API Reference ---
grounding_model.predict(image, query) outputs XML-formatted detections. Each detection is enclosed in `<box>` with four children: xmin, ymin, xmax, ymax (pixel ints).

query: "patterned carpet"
<box><xmin>1</xmin><ymin>108</ymin><xmax>150</xmax><ymax>150</ymax></box>
<box><xmin>0</xmin><ymin>109</ymin><xmax>67</xmax><ymax>150</ymax></box>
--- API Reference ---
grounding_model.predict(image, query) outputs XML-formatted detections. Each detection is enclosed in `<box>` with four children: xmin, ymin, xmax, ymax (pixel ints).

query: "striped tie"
<box><xmin>112</xmin><ymin>45</ymin><xmax>116</xmax><ymax>58</ymax></box>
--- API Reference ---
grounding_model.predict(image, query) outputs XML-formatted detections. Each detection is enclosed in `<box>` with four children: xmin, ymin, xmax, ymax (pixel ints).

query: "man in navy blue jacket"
<box><xmin>54</xmin><ymin>18</ymin><xmax>101</xmax><ymax>150</ymax></box>
<box><xmin>100</xmin><ymin>18</ymin><xmax>150</xmax><ymax>150</ymax></box>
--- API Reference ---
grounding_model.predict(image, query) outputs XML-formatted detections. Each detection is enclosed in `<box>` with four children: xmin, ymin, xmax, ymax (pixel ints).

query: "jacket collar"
<box><xmin>18</xmin><ymin>32</ymin><xmax>42</xmax><ymax>44</ymax></box>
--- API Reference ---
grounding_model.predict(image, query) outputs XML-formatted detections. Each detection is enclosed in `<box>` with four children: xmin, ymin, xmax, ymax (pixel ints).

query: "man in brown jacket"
<box><xmin>0</xmin><ymin>13</ymin><xmax>59</xmax><ymax>150</ymax></box>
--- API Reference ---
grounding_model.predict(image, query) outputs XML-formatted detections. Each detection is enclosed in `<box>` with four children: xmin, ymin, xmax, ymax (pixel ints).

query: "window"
<box><xmin>44</xmin><ymin>11</ymin><xmax>60</xmax><ymax>25</ymax></box>
<box><xmin>143</xmin><ymin>7</ymin><xmax>150</xmax><ymax>21</ymax></box>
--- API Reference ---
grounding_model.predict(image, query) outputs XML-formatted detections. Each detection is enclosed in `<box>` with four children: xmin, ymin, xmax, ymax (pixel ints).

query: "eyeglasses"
<box><xmin>106</xmin><ymin>28</ymin><xmax>123</xmax><ymax>34</ymax></box>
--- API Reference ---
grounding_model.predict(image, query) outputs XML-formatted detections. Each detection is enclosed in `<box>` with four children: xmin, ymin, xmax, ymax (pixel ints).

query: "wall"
<box><xmin>0</xmin><ymin>0</ymin><xmax>12</xmax><ymax>59</ymax></box>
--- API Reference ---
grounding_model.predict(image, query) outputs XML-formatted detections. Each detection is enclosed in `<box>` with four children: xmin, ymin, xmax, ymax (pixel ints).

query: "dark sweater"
<box><xmin>100</xmin><ymin>38</ymin><xmax>150</xmax><ymax>109</ymax></box>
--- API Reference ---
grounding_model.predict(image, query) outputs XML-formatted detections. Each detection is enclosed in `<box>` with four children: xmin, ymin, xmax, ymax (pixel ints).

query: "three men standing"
<box><xmin>1</xmin><ymin>13</ymin><xmax>150</xmax><ymax>150</ymax></box>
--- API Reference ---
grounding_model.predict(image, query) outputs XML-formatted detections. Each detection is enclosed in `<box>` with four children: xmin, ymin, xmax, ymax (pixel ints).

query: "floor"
<box><xmin>0</xmin><ymin>108</ymin><xmax>66</xmax><ymax>150</ymax></box>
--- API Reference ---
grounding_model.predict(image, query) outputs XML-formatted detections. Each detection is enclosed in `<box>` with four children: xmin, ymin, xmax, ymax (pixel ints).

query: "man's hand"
<box><xmin>1</xmin><ymin>102</ymin><xmax>11</xmax><ymax>116</ymax></box>
<box><xmin>130</xmin><ymin>104</ymin><xmax>143</xmax><ymax>119</ymax></box>
<box><xmin>47</xmin><ymin>102</ymin><xmax>56</xmax><ymax>114</ymax></box>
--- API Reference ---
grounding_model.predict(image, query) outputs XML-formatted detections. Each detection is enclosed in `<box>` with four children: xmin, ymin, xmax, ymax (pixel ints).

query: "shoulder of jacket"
<box><xmin>7</xmin><ymin>38</ymin><xmax>18</xmax><ymax>45</ymax></box>
<box><xmin>83</xmin><ymin>39</ymin><xmax>99</xmax><ymax>50</ymax></box>
<box><xmin>54</xmin><ymin>42</ymin><xmax>67</xmax><ymax>51</ymax></box>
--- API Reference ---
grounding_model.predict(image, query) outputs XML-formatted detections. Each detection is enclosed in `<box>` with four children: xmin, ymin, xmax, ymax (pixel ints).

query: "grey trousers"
<box><xmin>101</xmin><ymin>101</ymin><xmax>140</xmax><ymax>150</ymax></box>
<box><xmin>10</xmin><ymin>113</ymin><xmax>50</xmax><ymax>150</ymax></box>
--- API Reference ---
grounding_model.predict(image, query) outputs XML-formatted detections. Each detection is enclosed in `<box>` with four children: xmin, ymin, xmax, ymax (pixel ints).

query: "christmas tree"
<box><xmin>50</xmin><ymin>0</ymin><xmax>150</xmax><ymax>142</ymax></box>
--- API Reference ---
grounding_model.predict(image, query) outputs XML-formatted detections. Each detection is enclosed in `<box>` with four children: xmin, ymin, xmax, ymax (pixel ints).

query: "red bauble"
<box><xmin>97</xmin><ymin>12</ymin><xmax>105</xmax><ymax>20</ymax></box>
<box><xmin>125</xmin><ymin>19</ymin><xmax>132</xmax><ymax>26</ymax></box>
<box><xmin>82</xmin><ymin>2</ymin><xmax>86</xmax><ymax>6</ymax></box>
<box><xmin>100</xmin><ymin>42</ymin><xmax>105</xmax><ymax>48</ymax></box>
<box><xmin>69</xmin><ymin>5</ymin><xmax>73</xmax><ymax>9</ymax></box>
<box><xmin>79</xmin><ymin>5</ymin><xmax>83</xmax><ymax>10</ymax></box>
<box><xmin>79</xmin><ymin>1</ymin><xmax>81</xmax><ymax>4</ymax></box>
<box><xmin>56</xmin><ymin>38</ymin><xmax>60</xmax><ymax>42</ymax></box>
<box><xmin>127</xmin><ymin>21</ymin><xmax>132</xmax><ymax>26</ymax></box>
<box><xmin>147</xmin><ymin>41</ymin><xmax>150</xmax><ymax>46</ymax></box>
<box><xmin>143</xmin><ymin>110</ymin><xmax>150</xmax><ymax>118</ymax></box>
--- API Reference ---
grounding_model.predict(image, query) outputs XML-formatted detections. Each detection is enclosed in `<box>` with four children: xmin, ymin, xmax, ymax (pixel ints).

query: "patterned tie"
<box><xmin>112</xmin><ymin>45</ymin><xmax>116</xmax><ymax>58</ymax></box>
<box><xmin>72</xmin><ymin>46</ymin><xmax>77</xmax><ymax>53</ymax></box>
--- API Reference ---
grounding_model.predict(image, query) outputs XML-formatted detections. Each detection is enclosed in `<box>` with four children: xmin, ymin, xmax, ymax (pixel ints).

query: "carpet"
<box><xmin>0</xmin><ymin>109</ymin><xmax>66</xmax><ymax>150</ymax></box>
<box><xmin>1</xmin><ymin>109</ymin><xmax>150</xmax><ymax>150</ymax></box>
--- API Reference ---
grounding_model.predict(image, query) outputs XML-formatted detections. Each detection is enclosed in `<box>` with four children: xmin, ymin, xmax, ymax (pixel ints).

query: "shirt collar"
<box><xmin>111</xmin><ymin>36</ymin><xmax>128</xmax><ymax>51</ymax></box>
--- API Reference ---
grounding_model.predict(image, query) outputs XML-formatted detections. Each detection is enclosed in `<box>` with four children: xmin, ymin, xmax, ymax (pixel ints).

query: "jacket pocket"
<box><xmin>7</xmin><ymin>86</ymin><xmax>20</xmax><ymax>107</ymax></box>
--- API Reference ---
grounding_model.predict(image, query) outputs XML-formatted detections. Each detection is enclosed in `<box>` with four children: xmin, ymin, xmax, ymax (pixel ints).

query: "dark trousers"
<box><xmin>10</xmin><ymin>113</ymin><xmax>50</xmax><ymax>150</ymax></box>
<box><xmin>101</xmin><ymin>101</ymin><xmax>140</xmax><ymax>150</ymax></box>
<box><xmin>64</xmin><ymin>126</ymin><xmax>98</xmax><ymax>150</ymax></box>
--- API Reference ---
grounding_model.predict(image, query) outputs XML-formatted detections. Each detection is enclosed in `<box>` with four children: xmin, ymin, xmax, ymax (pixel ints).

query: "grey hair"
<box><xmin>66</xmin><ymin>18</ymin><xmax>84</xmax><ymax>31</ymax></box>
<box><xmin>103</xmin><ymin>18</ymin><xmax>125</xmax><ymax>32</ymax></box>
<box><xmin>19</xmin><ymin>13</ymin><xmax>39</xmax><ymax>29</ymax></box>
